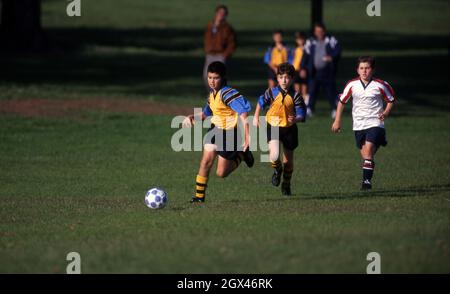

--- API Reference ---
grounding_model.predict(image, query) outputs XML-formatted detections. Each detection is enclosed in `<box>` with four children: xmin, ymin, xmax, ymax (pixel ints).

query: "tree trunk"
<box><xmin>311</xmin><ymin>0</ymin><xmax>323</xmax><ymax>32</ymax></box>
<box><xmin>0</xmin><ymin>0</ymin><xmax>45</xmax><ymax>52</ymax></box>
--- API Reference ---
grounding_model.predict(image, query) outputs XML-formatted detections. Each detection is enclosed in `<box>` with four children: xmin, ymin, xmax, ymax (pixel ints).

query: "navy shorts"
<box><xmin>267</xmin><ymin>123</ymin><xmax>299</xmax><ymax>150</ymax></box>
<box><xmin>204</xmin><ymin>124</ymin><xmax>242</xmax><ymax>160</ymax></box>
<box><xmin>354</xmin><ymin>127</ymin><xmax>387</xmax><ymax>149</ymax></box>
<box><xmin>267</xmin><ymin>66</ymin><xmax>277</xmax><ymax>81</ymax></box>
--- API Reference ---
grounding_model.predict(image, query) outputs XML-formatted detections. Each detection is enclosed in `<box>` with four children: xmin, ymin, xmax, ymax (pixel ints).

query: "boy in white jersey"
<box><xmin>331</xmin><ymin>56</ymin><xmax>395</xmax><ymax>190</ymax></box>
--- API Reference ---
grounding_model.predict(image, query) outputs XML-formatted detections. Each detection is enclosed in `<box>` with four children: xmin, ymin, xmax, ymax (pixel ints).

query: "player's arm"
<box><xmin>332</xmin><ymin>82</ymin><xmax>352</xmax><ymax>133</ymax></box>
<box><xmin>226</xmin><ymin>91</ymin><xmax>252</xmax><ymax>150</ymax></box>
<box><xmin>379</xmin><ymin>101</ymin><xmax>394</xmax><ymax>121</ymax></box>
<box><xmin>331</xmin><ymin>101</ymin><xmax>345</xmax><ymax>133</ymax></box>
<box><xmin>182</xmin><ymin>103</ymin><xmax>211</xmax><ymax>128</ymax></box>
<box><xmin>378</xmin><ymin>80</ymin><xmax>396</xmax><ymax>121</ymax></box>
<box><xmin>253</xmin><ymin>93</ymin><xmax>269</xmax><ymax>127</ymax></box>
<box><xmin>240</xmin><ymin>112</ymin><xmax>250</xmax><ymax>151</ymax></box>
<box><xmin>288</xmin><ymin>93</ymin><xmax>307</xmax><ymax>124</ymax></box>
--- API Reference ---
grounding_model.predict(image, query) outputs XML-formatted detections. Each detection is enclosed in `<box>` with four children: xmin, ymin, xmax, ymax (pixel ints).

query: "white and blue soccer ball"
<box><xmin>144</xmin><ymin>187</ymin><xmax>168</xmax><ymax>209</ymax></box>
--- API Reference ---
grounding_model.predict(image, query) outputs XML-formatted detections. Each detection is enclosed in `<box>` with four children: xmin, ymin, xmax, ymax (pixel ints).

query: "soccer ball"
<box><xmin>144</xmin><ymin>187</ymin><xmax>168</xmax><ymax>209</ymax></box>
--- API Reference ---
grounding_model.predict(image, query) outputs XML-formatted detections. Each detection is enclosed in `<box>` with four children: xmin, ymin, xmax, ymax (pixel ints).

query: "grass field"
<box><xmin>0</xmin><ymin>0</ymin><xmax>450</xmax><ymax>273</ymax></box>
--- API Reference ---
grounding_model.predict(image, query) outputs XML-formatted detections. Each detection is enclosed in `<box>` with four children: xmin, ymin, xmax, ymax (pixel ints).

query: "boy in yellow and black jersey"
<box><xmin>253</xmin><ymin>63</ymin><xmax>306</xmax><ymax>196</ymax></box>
<box><xmin>183</xmin><ymin>61</ymin><xmax>254</xmax><ymax>203</ymax></box>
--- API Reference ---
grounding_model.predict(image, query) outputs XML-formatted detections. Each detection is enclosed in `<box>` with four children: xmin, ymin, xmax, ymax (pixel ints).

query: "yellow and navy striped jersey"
<box><xmin>292</xmin><ymin>47</ymin><xmax>304</xmax><ymax>71</ymax></box>
<box><xmin>203</xmin><ymin>86</ymin><xmax>251</xmax><ymax>130</ymax></box>
<box><xmin>264</xmin><ymin>45</ymin><xmax>291</xmax><ymax>67</ymax></box>
<box><xmin>258</xmin><ymin>86</ymin><xmax>306</xmax><ymax>127</ymax></box>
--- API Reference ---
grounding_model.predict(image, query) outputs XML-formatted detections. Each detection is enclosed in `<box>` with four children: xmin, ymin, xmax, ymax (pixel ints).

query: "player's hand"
<box><xmin>242</xmin><ymin>137</ymin><xmax>250</xmax><ymax>152</ymax></box>
<box><xmin>182</xmin><ymin>115</ymin><xmax>194</xmax><ymax>128</ymax></box>
<box><xmin>300</xmin><ymin>69</ymin><xmax>307</xmax><ymax>79</ymax></box>
<box><xmin>252</xmin><ymin>116</ymin><xmax>259</xmax><ymax>127</ymax></box>
<box><xmin>287</xmin><ymin>115</ymin><xmax>296</xmax><ymax>124</ymax></box>
<box><xmin>323</xmin><ymin>55</ymin><xmax>333</xmax><ymax>62</ymax></box>
<box><xmin>331</xmin><ymin>121</ymin><xmax>341</xmax><ymax>133</ymax></box>
<box><xmin>379</xmin><ymin>112</ymin><xmax>389</xmax><ymax>121</ymax></box>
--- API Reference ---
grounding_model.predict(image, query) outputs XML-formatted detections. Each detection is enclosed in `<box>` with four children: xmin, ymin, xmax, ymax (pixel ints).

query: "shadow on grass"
<box><xmin>1</xmin><ymin>27</ymin><xmax>449</xmax><ymax>110</ymax></box>
<box><xmin>263</xmin><ymin>183</ymin><xmax>450</xmax><ymax>202</ymax></box>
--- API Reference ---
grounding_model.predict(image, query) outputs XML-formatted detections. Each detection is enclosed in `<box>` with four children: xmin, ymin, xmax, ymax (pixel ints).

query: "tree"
<box><xmin>0</xmin><ymin>0</ymin><xmax>46</xmax><ymax>52</ymax></box>
<box><xmin>311</xmin><ymin>0</ymin><xmax>323</xmax><ymax>30</ymax></box>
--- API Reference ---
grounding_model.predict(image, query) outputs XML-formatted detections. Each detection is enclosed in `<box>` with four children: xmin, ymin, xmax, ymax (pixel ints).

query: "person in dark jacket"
<box><xmin>300</xmin><ymin>23</ymin><xmax>341</xmax><ymax>118</ymax></box>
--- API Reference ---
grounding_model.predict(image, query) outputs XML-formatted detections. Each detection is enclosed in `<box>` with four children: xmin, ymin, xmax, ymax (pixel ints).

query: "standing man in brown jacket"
<box><xmin>203</xmin><ymin>5</ymin><xmax>236</xmax><ymax>87</ymax></box>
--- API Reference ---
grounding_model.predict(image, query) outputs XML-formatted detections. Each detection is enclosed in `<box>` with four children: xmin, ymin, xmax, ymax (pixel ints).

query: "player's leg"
<box><xmin>269</xmin><ymin>139</ymin><xmax>283</xmax><ymax>186</ymax></box>
<box><xmin>215</xmin><ymin>153</ymin><xmax>243</xmax><ymax>178</ymax></box>
<box><xmin>268</xmin><ymin>79</ymin><xmax>276</xmax><ymax>89</ymax></box>
<box><xmin>301</xmin><ymin>83</ymin><xmax>309</xmax><ymax>106</ymax></box>
<box><xmin>294</xmin><ymin>82</ymin><xmax>301</xmax><ymax>94</ymax></box>
<box><xmin>281</xmin><ymin>147</ymin><xmax>294</xmax><ymax>196</ymax></box>
<box><xmin>307</xmin><ymin>78</ymin><xmax>319</xmax><ymax>117</ymax></box>
<box><xmin>324</xmin><ymin>78</ymin><xmax>338</xmax><ymax>118</ymax></box>
<box><xmin>191</xmin><ymin>145</ymin><xmax>217</xmax><ymax>203</ymax></box>
<box><xmin>360</xmin><ymin>141</ymin><xmax>376</xmax><ymax>190</ymax></box>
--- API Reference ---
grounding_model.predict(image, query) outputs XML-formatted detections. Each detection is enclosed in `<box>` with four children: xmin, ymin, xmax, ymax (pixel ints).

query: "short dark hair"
<box><xmin>215</xmin><ymin>5</ymin><xmax>228</xmax><ymax>16</ymax></box>
<box><xmin>357</xmin><ymin>56</ymin><xmax>375</xmax><ymax>69</ymax></box>
<box><xmin>314</xmin><ymin>22</ymin><xmax>326</xmax><ymax>31</ymax></box>
<box><xmin>277</xmin><ymin>62</ymin><xmax>295</xmax><ymax>77</ymax></box>
<box><xmin>273</xmin><ymin>29</ymin><xmax>283</xmax><ymax>36</ymax></box>
<box><xmin>207</xmin><ymin>61</ymin><xmax>227</xmax><ymax>78</ymax></box>
<box><xmin>294</xmin><ymin>31</ymin><xmax>306</xmax><ymax>40</ymax></box>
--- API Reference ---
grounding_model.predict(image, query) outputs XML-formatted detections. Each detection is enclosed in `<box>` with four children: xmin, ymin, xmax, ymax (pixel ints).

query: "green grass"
<box><xmin>1</xmin><ymin>111</ymin><xmax>449</xmax><ymax>273</ymax></box>
<box><xmin>0</xmin><ymin>0</ymin><xmax>450</xmax><ymax>273</ymax></box>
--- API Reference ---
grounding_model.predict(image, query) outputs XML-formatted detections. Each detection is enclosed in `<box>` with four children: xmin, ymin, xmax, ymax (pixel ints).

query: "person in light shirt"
<box><xmin>331</xmin><ymin>56</ymin><xmax>395</xmax><ymax>190</ymax></box>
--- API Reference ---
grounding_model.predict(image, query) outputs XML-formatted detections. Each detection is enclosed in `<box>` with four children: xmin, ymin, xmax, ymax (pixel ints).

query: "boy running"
<box><xmin>331</xmin><ymin>56</ymin><xmax>395</xmax><ymax>190</ymax></box>
<box><xmin>183</xmin><ymin>61</ymin><xmax>254</xmax><ymax>203</ymax></box>
<box><xmin>253</xmin><ymin>63</ymin><xmax>306</xmax><ymax>196</ymax></box>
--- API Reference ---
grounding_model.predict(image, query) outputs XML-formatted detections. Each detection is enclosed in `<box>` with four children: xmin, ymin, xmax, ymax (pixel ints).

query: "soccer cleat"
<box><xmin>281</xmin><ymin>183</ymin><xmax>292</xmax><ymax>196</ymax></box>
<box><xmin>190</xmin><ymin>197</ymin><xmax>205</xmax><ymax>203</ymax></box>
<box><xmin>271</xmin><ymin>168</ymin><xmax>282</xmax><ymax>187</ymax></box>
<box><xmin>361</xmin><ymin>180</ymin><xmax>372</xmax><ymax>190</ymax></box>
<box><xmin>243</xmin><ymin>149</ymin><xmax>254</xmax><ymax>168</ymax></box>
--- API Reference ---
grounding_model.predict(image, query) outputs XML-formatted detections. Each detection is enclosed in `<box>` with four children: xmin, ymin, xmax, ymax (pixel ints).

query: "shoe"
<box><xmin>331</xmin><ymin>109</ymin><xmax>337</xmax><ymax>119</ymax></box>
<box><xmin>190</xmin><ymin>197</ymin><xmax>205</xmax><ymax>203</ymax></box>
<box><xmin>271</xmin><ymin>168</ymin><xmax>282</xmax><ymax>187</ymax></box>
<box><xmin>281</xmin><ymin>183</ymin><xmax>292</xmax><ymax>196</ymax></box>
<box><xmin>361</xmin><ymin>180</ymin><xmax>372</xmax><ymax>190</ymax></box>
<box><xmin>306</xmin><ymin>107</ymin><xmax>313</xmax><ymax>118</ymax></box>
<box><xmin>243</xmin><ymin>149</ymin><xmax>254</xmax><ymax>168</ymax></box>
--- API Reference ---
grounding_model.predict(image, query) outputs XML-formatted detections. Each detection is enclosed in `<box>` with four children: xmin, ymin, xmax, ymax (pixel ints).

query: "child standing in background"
<box><xmin>292</xmin><ymin>32</ymin><xmax>309</xmax><ymax>106</ymax></box>
<box><xmin>264</xmin><ymin>30</ymin><xmax>291</xmax><ymax>89</ymax></box>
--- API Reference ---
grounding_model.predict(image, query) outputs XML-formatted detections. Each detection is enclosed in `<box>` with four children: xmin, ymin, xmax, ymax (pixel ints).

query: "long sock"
<box><xmin>232</xmin><ymin>152</ymin><xmax>244</xmax><ymax>170</ymax></box>
<box><xmin>271</xmin><ymin>159</ymin><xmax>282</xmax><ymax>172</ymax></box>
<box><xmin>282</xmin><ymin>165</ymin><xmax>293</xmax><ymax>186</ymax></box>
<box><xmin>195</xmin><ymin>174</ymin><xmax>208</xmax><ymax>199</ymax></box>
<box><xmin>362</xmin><ymin>159</ymin><xmax>375</xmax><ymax>182</ymax></box>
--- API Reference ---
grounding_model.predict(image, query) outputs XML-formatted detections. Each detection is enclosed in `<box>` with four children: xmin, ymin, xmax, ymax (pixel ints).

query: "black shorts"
<box><xmin>267</xmin><ymin>66</ymin><xmax>277</xmax><ymax>81</ymax></box>
<box><xmin>267</xmin><ymin>123</ymin><xmax>299</xmax><ymax>150</ymax></box>
<box><xmin>293</xmin><ymin>71</ymin><xmax>308</xmax><ymax>85</ymax></box>
<box><xmin>204</xmin><ymin>124</ymin><xmax>242</xmax><ymax>160</ymax></box>
<box><xmin>354</xmin><ymin>127</ymin><xmax>387</xmax><ymax>149</ymax></box>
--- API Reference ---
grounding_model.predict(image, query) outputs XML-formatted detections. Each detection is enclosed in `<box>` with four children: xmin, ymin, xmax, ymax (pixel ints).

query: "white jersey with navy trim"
<box><xmin>340</xmin><ymin>78</ymin><xmax>395</xmax><ymax>131</ymax></box>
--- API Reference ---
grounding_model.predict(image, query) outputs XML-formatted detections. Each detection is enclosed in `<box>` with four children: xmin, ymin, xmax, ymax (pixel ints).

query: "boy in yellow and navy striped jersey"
<box><xmin>183</xmin><ymin>61</ymin><xmax>254</xmax><ymax>203</ymax></box>
<box><xmin>253</xmin><ymin>63</ymin><xmax>306</xmax><ymax>196</ymax></box>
